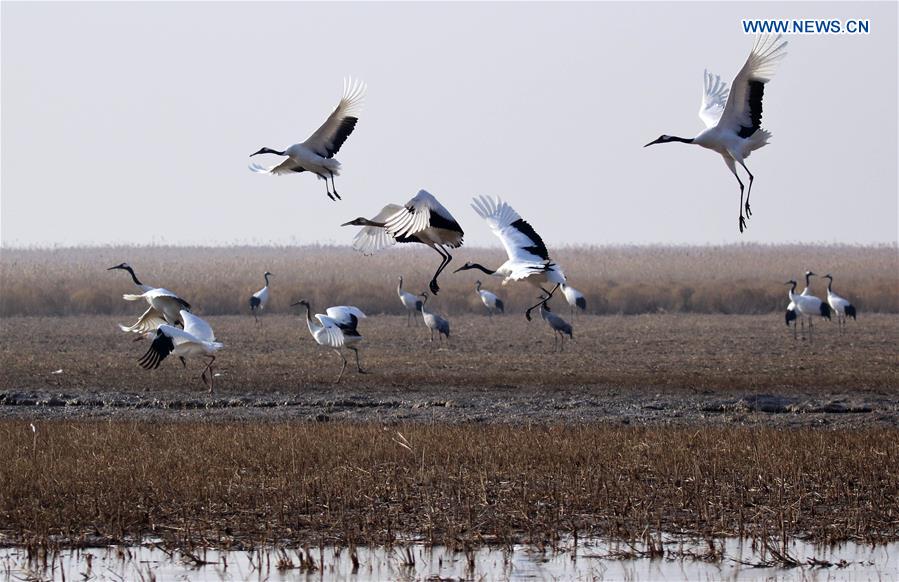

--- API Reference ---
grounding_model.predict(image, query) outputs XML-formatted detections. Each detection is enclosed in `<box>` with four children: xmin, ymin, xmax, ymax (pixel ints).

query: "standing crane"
<box><xmin>644</xmin><ymin>35</ymin><xmax>788</xmax><ymax>232</ymax></box>
<box><xmin>397</xmin><ymin>276</ymin><xmax>422</xmax><ymax>326</ymax></box>
<box><xmin>342</xmin><ymin>190</ymin><xmax>464</xmax><ymax>294</ymax></box>
<box><xmin>539</xmin><ymin>296</ymin><xmax>573</xmax><ymax>352</ymax></box>
<box><xmin>823</xmin><ymin>274</ymin><xmax>857</xmax><ymax>334</ymax></box>
<box><xmin>137</xmin><ymin>310</ymin><xmax>224</xmax><ymax>393</ymax></box>
<box><xmin>418</xmin><ymin>292</ymin><xmax>450</xmax><ymax>343</ymax></box>
<box><xmin>475</xmin><ymin>280</ymin><xmax>504</xmax><ymax>317</ymax></box>
<box><xmin>293</xmin><ymin>300</ymin><xmax>367</xmax><ymax>383</ymax></box>
<box><xmin>109</xmin><ymin>263</ymin><xmax>192</xmax><ymax>333</ymax></box>
<box><xmin>561</xmin><ymin>283</ymin><xmax>586</xmax><ymax>317</ymax></box>
<box><xmin>249</xmin><ymin>78</ymin><xmax>365</xmax><ymax>201</ymax></box>
<box><xmin>455</xmin><ymin>195</ymin><xmax>566</xmax><ymax>321</ymax></box>
<box><xmin>785</xmin><ymin>279</ymin><xmax>831</xmax><ymax>342</ymax></box>
<box><xmin>249</xmin><ymin>271</ymin><xmax>273</xmax><ymax>324</ymax></box>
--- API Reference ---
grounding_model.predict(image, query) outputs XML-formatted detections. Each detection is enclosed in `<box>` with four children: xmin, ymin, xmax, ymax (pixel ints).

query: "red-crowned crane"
<box><xmin>249</xmin><ymin>271</ymin><xmax>272</xmax><ymax>324</ymax></box>
<box><xmin>455</xmin><ymin>195</ymin><xmax>566</xmax><ymax>321</ymax></box>
<box><xmin>137</xmin><ymin>310</ymin><xmax>224</xmax><ymax>393</ymax></box>
<box><xmin>293</xmin><ymin>300</ymin><xmax>367</xmax><ymax>383</ymax></box>
<box><xmin>342</xmin><ymin>189</ymin><xmax>464</xmax><ymax>295</ymax></box>
<box><xmin>250</xmin><ymin>78</ymin><xmax>365</xmax><ymax>201</ymax></box>
<box><xmin>645</xmin><ymin>35</ymin><xmax>788</xmax><ymax>232</ymax></box>
<box><xmin>823</xmin><ymin>274</ymin><xmax>857</xmax><ymax>334</ymax></box>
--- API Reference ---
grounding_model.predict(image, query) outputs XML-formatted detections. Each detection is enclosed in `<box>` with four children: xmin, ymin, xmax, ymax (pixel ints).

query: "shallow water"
<box><xmin>1</xmin><ymin>536</ymin><xmax>896</xmax><ymax>581</ymax></box>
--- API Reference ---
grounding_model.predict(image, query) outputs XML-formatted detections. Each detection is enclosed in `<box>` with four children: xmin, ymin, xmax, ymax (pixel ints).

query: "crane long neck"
<box><xmin>788</xmin><ymin>281</ymin><xmax>797</xmax><ymax>298</ymax></box>
<box><xmin>263</xmin><ymin>273</ymin><xmax>270</xmax><ymax>287</ymax></box>
<box><xmin>826</xmin><ymin>278</ymin><xmax>833</xmax><ymax>292</ymax></box>
<box><xmin>125</xmin><ymin>267</ymin><xmax>143</xmax><ymax>287</ymax></box>
<box><xmin>468</xmin><ymin>263</ymin><xmax>497</xmax><ymax>276</ymax></box>
<box><xmin>805</xmin><ymin>273</ymin><xmax>812</xmax><ymax>288</ymax></box>
<box><xmin>475</xmin><ymin>281</ymin><xmax>482</xmax><ymax>292</ymax></box>
<box><xmin>302</xmin><ymin>303</ymin><xmax>317</xmax><ymax>334</ymax></box>
<box><xmin>397</xmin><ymin>277</ymin><xmax>403</xmax><ymax>296</ymax></box>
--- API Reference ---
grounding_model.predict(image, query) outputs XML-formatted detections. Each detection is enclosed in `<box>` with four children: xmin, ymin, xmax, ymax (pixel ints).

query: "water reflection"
<box><xmin>1</xmin><ymin>536</ymin><xmax>895</xmax><ymax>581</ymax></box>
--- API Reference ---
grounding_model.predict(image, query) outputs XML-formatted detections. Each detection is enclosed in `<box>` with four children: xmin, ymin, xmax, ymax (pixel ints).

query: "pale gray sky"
<box><xmin>2</xmin><ymin>1</ymin><xmax>896</xmax><ymax>247</ymax></box>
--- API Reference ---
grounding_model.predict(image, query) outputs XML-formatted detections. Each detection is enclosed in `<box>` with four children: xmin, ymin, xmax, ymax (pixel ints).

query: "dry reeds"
<box><xmin>1</xmin><ymin>244</ymin><xmax>896</xmax><ymax>317</ymax></box>
<box><xmin>0</xmin><ymin>421</ymin><xmax>896</xmax><ymax>549</ymax></box>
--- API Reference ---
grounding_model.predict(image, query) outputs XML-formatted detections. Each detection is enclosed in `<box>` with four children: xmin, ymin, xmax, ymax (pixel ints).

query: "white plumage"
<box><xmin>249</xmin><ymin>271</ymin><xmax>272</xmax><ymax>323</ymax></box>
<box><xmin>294</xmin><ymin>300</ymin><xmax>366</xmax><ymax>383</ymax></box>
<box><xmin>109</xmin><ymin>263</ymin><xmax>192</xmax><ymax>333</ymax></box>
<box><xmin>475</xmin><ymin>280</ymin><xmax>504</xmax><ymax>317</ymax></box>
<box><xmin>785</xmin><ymin>276</ymin><xmax>831</xmax><ymax>342</ymax></box>
<box><xmin>342</xmin><ymin>190</ymin><xmax>465</xmax><ymax>294</ymax></box>
<box><xmin>138</xmin><ymin>310</ymin><xmax>224</xmax><ymax>392</ymax></box>
<box><xmin>560</xmin><ymin>284</ymin><xmax>586</xmax><ymax>316</ymax></box>
<box><xmin>397</xmin><ymin>276</ymin><xmax>423</xmax><ymax>326</ymax></box>
<box><xmin>456</xmin><ymin>195</ymin><xmax>566</xmax><ymax>320</ymax></box>
<box><xmin>645</xmin><ymin>35</ymin><xmax>788</xmax><ymax>232</ymax></box>
<box><xmin>824</xmin><ymin>274</ymin><xmax>856</xmax><ymax>334</ymax></box>
<box><xmin>249</xmin><ymin>78</ymin><xmax>365</xmax><ymax>201</ymax></box>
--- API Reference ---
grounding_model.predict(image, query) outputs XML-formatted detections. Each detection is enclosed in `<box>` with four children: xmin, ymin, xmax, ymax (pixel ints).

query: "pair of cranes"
<box><xmin>785</xmin><ymin>271</ymin><xmax>856</xmax><ymax>341</ymax></box>
<box><xmin>108</xmin><ymin>264</ymin><xmax>223</xmax><ymax>392</ymax></box>
<box><xmin>250</xmin><ymin>36</ymin><xmax>788</xmax><ymax>236</ymax></box>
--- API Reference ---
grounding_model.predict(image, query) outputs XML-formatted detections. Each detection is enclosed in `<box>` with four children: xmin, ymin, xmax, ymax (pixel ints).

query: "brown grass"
<box><xmin>1</xmin><ymin>421</ymin><xmax>897</xmax><ymax>549</ymax></box>
<box><xmin>1</xmin><ymin>244</ymin><xmax>896</xmax><ymax>317</ymax></box>
<box><xmin>2</xmin><ymin>313</ymin><xmax>897</xmax><ymax>396</ymax></box>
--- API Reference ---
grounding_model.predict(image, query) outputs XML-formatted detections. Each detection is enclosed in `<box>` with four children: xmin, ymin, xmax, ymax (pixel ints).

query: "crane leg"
<box><xmin>318</xmin><ymin>173</ymin><xmax>336</xmax><ymax>201</ymax></box>
<box><xmin>726</xmin><ymin>160</ymin><xmax>747</xmax><ymax>232</ymax></box>
<box><xmin>737</xmin><ymin>160</ymin><xmax>755</xmax><ymax>218</ymax></box>
<box><xmin>333</xmin><ymin>349</ymin><xmax>348</xmax><ymax>384</ymax></box>
<box><xmin>328</xmin><ymin>170</ymin><xmax>341</xmax><ymax>200</ymax></box>
<box><xmin>351</xmin><ymin>347</ymin><xmax>367</xmax><ymax>374</ymax></box>
<box><xmin>525</xmin><ymin>283</ymin><xmax>560</xmax><ymax>321</ymax></box>
<box><xmin>429</xmin><ymin>246</ymin><xmax>451</xmax><ymax>295</ymax></box>
<box><xmin>200</xmin><ymin>355</ymin><xmax>216</xmax><ymax>393</ymax></box>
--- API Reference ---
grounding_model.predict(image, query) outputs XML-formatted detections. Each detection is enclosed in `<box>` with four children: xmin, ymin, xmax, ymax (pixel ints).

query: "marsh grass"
<box><xmin>1</xmin><ymin>421</ymin><xmax>897</xmax><ymax>549</ymax></box>
<box><xmin>1</xmin><ymin>244</ymin><xmax>896</xmax><ymax>317</ymax></box>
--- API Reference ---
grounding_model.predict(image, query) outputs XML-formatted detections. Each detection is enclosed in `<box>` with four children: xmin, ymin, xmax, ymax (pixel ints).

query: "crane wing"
<box><xmin>326</xmin><ymin>306</ymin><xmax>367</xmax><ymax>324</ymax></box>
<box><xmin>470</xmin><ymin>195</ymin><xmax>550</xmax><ymax>264</ymax></box>
<box><xmin>138</xmin><ymin>325</ymin><xmax>179</xmax><ymax>369</ymax></box>
<box><xmin>119</xmin><ymin>306</ymin><xmax>167</xmax><ymax>334</ymax></box>
<box><xmin>301</xmin><ymin>78</ymin><xmax>366</xmax><ymax>159</ymax></box>
<box><xmin>698</xmin><ymin>69</ymin><xmax>730</xmax><ymax>129</ymax></box>
<box><xmin>350</xmin><ymin>204</ymin><xmax>404</xmax><ymax>255</ymax></box>
<box><xmin>181</xmin><ymin>310</ymin><xmax>216</xmax><ymax>342</ymax></box>
<box><xmin>716</xmin><ymin>35</ymin><xmax>788</xmax><ymax>138</ymax></box>
<box><xmin>383</xmin><ymin>190</ymin><xmax>462</xmax><ymax>240</ymax></box>
<box><xmin>314</xmin><ymin>314</ymin><xmax>347</xmax><ymax>346</ymax></box>
<box><xmin>249</xmin><ymin>158</ymin><xmax>306</xmax><ymax>175</ymax></box>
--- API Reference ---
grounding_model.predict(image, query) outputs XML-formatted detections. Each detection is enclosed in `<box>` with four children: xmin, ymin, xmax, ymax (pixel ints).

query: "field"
<box><xmin>1</xmin><ymin>245</ymin><xmax>898</xmax><ymax>551</ymax></box>
<box><xmin>2</xmin><ymin>244</ymin><xmax>897</xmax><ymax>317</ymax></box>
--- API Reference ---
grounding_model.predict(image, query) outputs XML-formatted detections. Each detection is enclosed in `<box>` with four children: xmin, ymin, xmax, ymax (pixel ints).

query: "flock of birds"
<box><xmin>784</xmin><ymin>271</ymin><xmax>857</xmax><ymax>342</ymax></box>
<box><xmin>102</xmin><ymin>34</ymin><xmax>857</xmax><ymax>388</ymax></box>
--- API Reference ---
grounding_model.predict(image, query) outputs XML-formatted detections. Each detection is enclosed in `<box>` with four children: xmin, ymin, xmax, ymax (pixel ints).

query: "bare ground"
<box><xmin>1</xmin><ymin>313</ymin><xmax>896</xmax><ymax>427</ymax></box>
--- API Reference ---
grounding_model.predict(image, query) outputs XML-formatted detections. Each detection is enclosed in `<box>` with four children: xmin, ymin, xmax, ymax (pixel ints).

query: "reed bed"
<box><xmin>1</xmin><ymin>421</ymin><xmax>896</xmax><ymax>549</ymax></box>
<box><xmin>1</xmin><ymin>244</ymin><xmax>896</xmax><ymax>317</ymax></box>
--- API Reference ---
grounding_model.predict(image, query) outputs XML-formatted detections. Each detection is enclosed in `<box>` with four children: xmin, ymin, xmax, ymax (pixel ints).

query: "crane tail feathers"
<box><xmin>845</xmin><ymin>304</ymin><xmax>856</xmax><ymax>320</ymax></box>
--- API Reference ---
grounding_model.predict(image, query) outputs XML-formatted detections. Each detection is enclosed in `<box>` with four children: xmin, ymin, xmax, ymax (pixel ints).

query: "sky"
<box><xmin>1</xmin><ymin>1</ymin><xmax>896</xmax><ymax>248</ymax></box>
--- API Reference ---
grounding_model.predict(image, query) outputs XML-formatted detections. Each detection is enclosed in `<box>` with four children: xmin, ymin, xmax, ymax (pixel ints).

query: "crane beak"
<box><xmin>452</xmin><ymin>266</ymin><xmax>467</xmax><ymax>273</ymax></box>
<box><xmin>340</xmin><ymin>220</ymin><xmax>354</xmax><ymax>227</ymax></box>
<box><xmin>644</xmin><ymin>138</ymin><xmax>662</xmax><ymax>148</ymax></box>
<box><xmin>249</xmin><ymin>148</ymin><xmax>266</xmax><ymax>157</ymax></box>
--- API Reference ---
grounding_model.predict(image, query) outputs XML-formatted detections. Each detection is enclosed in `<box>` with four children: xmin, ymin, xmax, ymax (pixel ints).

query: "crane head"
<box><xmin>454</xmin><ymin>262</ymin><xmax>475</xmax><ymax>273</ymax></box>
<box><xmin>644</xmin><ymin>135</ymin><xmax>672</xmax><ymax>147</ymax></box>
<box><xmin>784</xmin><ymin>280</ymin><xmax>796</xmax><ymax>286</ymax></box>
<box><xmin>107</xmin><ymin>262</ymin><xmax>130</xmax><ymax>271</ymax></box>
<box><xmin>264</xmin><ymin>271</ymin><xmax>273</xmax><ymax>277</ymax></box>
<box><xmin>290</xmin><ymin>300</ymin><xmax>310</xmax><ymax>308</ymax></box>
<box><xmin>824</xmin><ymin>274</ymin><xmax>833</xmax><ymax>280</ymax></box>
<box><xmin>341</xmin><ymin>217</ymin><xmax>370</xmax><ymax>227</ymax></box>
<box><xmin>250</xmin><ymin>147</ymin><xmax>283</xmax><ymax>157</ymax></box>
<box><xmin>805</xmin><ymin>271</ymin><xmax>816</xmax><ymax>277</ymax></box>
